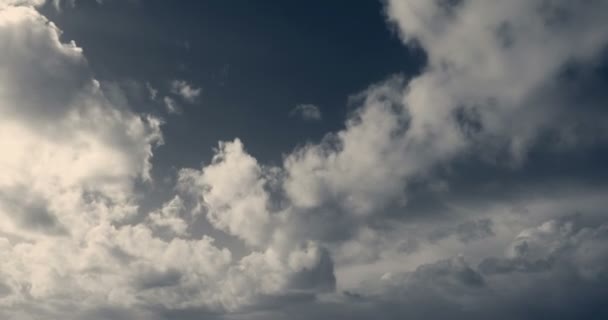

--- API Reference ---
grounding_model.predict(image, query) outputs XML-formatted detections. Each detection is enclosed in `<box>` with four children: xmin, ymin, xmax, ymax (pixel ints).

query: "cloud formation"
<box><xmin>0</xmin><ymin>3</ymin><xmax>336</xmax><ymax>317</ymax></box>
<box><xmin>1</xmin><ymin>0</ymin><xmax>608</xmax><ymax>319</ymax></box>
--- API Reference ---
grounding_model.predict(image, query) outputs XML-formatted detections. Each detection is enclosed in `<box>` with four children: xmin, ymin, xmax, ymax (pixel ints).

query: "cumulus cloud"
<box><xmin>179</xmin><ymin>139</ymin><xmax>276</xmax><ymax>247</ymax></box>
<box><xmin>290</xmin><ymin>104</ymin><xmax>322</xmax><ymax>121</ymax></box>
<box><xmin>2</xmin><ymin>0</ymin><xmax>608</xmax><ymax>319</ymax></box>
<box><xmin>227</xmin><ymin>217</ymin><xmax>608</xmax><ymax>320</ymax></box>
<box><xmin>280</xmin><ymin>0</ymin><xmax>608</xmax><ymax>223</ymax></box>
<box><xmin>172</xmin><ymin>0</ymin><xmax>608</xmax><ymax>317</ymax></box>
<box><xmin>147</xmin><ymin>196</ymin><xmax>188</xmax><ymax>236</ymax></box>
<box><xmin>0</xmin><ymin>4</ymin><xmax>337</xmax><ymax>317</ymax></box>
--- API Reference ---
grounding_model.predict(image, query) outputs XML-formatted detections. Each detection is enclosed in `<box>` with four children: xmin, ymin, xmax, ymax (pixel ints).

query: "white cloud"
<box><xmin>0</xmin><ymin>0</ymin><xmax>45</xmax><ymax>8</ymax></box>
<box><xmin>147</xmin><ymin>196</ymin><xmax>188</xmax><ymax>236</ymax></box>
<box><xmin>179</xmin><ymin>139</ymin><xmax>274</xmax><ymax>247</ymax></box>
<box><xmin>282</xmin><ymin>0</ymin><xmax>608</xmax><ymax>221</ymax></box>
<box><xmin>0</xmin><ymin>5</ymin><xmax>335</xmax><ymax>316</ymax></box>
<box><xmin>0</xmin><ymin>6</ymin><xmax>163</xmax><ymax>236</ymax></box>
<box><xmin>284</xmin><ymin>78</ymin><xmax>416</xmax><ymax>215</ymax></box>
<box><xmin>173</xmin><ymin>2</ymin><xmax>608</xmax><ymax>317</ymax></box>
<box><xmin>386</xmin><ymin>0</ymin><xmax>608</xmax><ymax>160</ymax></box>
<box><xmin>2</xmin><ymin>0</ymin><xmax>608</xmax><ymax>319</ymax></box>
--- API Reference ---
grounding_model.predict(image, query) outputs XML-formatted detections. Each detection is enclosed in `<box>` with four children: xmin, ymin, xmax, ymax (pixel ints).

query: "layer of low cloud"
<box><xmin>1</xmin><ymin>0</ymin><xmax>608</xmax><ymax>319</ymax></box>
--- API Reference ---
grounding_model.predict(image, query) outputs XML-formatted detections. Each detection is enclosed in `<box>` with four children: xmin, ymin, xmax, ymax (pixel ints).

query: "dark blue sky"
<box><xmin>42</xmin><ymin>0</ymin><xmax>425</xmax><ymax>171</ymax></box>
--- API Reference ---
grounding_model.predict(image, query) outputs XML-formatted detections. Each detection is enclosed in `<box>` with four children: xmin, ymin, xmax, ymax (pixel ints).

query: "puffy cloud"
<box><xmin>2</xmin><ymin>0</ymin><xmax>608</xmax><ymax>319</ymax></box>
<box><xmin>284</xmin><ymin>78</ymin><xmax>414</xmax><ymax>215</ymax></box>
<box><xmin>179</xmin><ymin>139</ymin><xmax>275</xmax><ymax>247</ymax></box>
<box><xmin>386</xmin><ymin>0</ymin><xmax>608</xmax><ymax>158</ymax></box>
<box><xmin>147</xmin><ymin>196</ymin><xmax>188</xmax><ymax>236</ymax></box>
<box><xmin>0</xmin><ymin>5</ymin><xmax>163</xmax><ymax>238</ymax></box>
<box><xmin>0</xmin><ymin>3</ymin><xmax>241</xmax><ymax>317</ymax></box>
<box><xmin>177</xmin><ymin>0</ymin><xmax>608</xmax><ymax>309</ymax></box>
<box><xmin>231</xmin><ymin>216</ymin><xmax>608</xmax><ymax>320</ymax></box>
<box><xmin>282</xmin><ymin>0</ymin><xmax>608</xmax><ymax>224</ymax></box>
<box><xmin>0</xmin><ymin>4</ymin><xmax>337</xmax><ymax>317</ymax></box>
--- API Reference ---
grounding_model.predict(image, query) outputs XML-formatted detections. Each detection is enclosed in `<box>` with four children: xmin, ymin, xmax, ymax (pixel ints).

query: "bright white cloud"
<box><xmin>0</xmin><ymin>3</ymin><xmax>309</xmax><ymax>316</ymax></box>
<box><xmin>179</xmin><ymin>139</ymin><xmax>275</xmax><ymax>247</ymax></box>
<box><xmin>0</xmin><ymin>0</ymin><xmax>45</xmax><ymax>8</ymax></box>
<box><xmin>0</xmin><ymin>5</ymin><xmax>336</xmax><ymax>315</ymax></box>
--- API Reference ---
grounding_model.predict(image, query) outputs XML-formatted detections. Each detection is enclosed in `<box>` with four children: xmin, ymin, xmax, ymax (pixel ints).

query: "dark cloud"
<box><xmin>133</xmin><ymin>268</ymin><xmax>182</xmax><ymax>290</ymax></box>
<box><xmin>429</xmin><ymin>218</ymin><xmax>495</xmax><ymax>243</ymax></box>
<box><xmin>0</xmin><ymin>186</ymin><xmax>67</xmax><ymax>235</ymax></box>
<box><xmin>0</xmin><ymin>281</ymin><xmax>12</xmax><ymax>297</ymax></box>
<box><xmin>288</xmin><ymin>247</ymin><xmax>336</xmax><ymax>292</ymax></box>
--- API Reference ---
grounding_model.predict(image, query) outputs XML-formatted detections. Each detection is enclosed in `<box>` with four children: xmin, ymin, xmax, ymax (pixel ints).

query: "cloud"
<box><xmin>146</xmin><ymin>82</ymin><xmax>158</xmax><ymax>100</ymax></box>
<box><xmin>0</xmin><ymin>5</ymin><xmax>163</xmax><ymax>234</ymax></box>
<box><xmin>170</xmin><ymin>0</ymin><xmax>608</xmax><ymax>317</ymax></box>
<box><xmin>290</xmin><ymin>104</ymin><xmax>322</xmax><ymax>121</ymax></box>
<box><xmin>171</xmin><ymin>79</ymin><xmax>201</xmax><ymax>103</ymax></box>
<box><xmin>179</xmin><ymin>139</ymin><xmax>275</xmax><ymax>247</ymax></box>
<box><xmin>0</xmin><ymin>0</ymin><xmax>45</xmax><ymax>8</ymax></box>
<box><xmin>163</xmin><ymin>96</ymin><xmax>181</xmax><ymax>114</ymax></box>
<box><xmin>2</xmin><ymin>0</ymin><xmax>608</xmax><ymax>319</ymax></box>
<box><xmin>385</xmin><ymin>0</ymin><xmax>608</xmax><ymax>160</ymax></box>
<box><xmin>0</xmin><ymin>3</ymin><xmax>265</xmax><ymax>316</ymax></box>
<box><xmin>147</xmin><ymin>196</ymin><xmax>188</xmax><ymax>236</ymax></box>
<box><xmin>225</xmin><ymin>217</ymin><xmax>608</xmax><ymax>320</ymax></box>
<box><xmin>0</xmin><ymin>5</ymin><xmax>336</xmax><ymax>315</ymax></box>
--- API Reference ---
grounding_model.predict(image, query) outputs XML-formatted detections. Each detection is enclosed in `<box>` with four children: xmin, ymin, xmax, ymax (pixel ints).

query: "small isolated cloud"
<box><xmin>163</xmin><ymin>96</ymin><xmax>181</xmax><ymax>114</ymax></box>
<box><xmin>290</xmin><ymin>104</ymin><xmax>322</xmax><ymax>121</ymax></box>
<box><xmin>145</xmin><ymin>82</ymin><xmax>158</xmax><ymax>100</ymax></box>
<box><xmin>170</xmin><ymin>79</ymin><xmax>201</xmax><ymax>103</ymax></box>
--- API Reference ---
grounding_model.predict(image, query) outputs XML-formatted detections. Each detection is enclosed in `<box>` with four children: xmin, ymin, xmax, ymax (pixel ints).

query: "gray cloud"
<box><xmin>170</xmin><ymin>79</ymin><xmax>201</xmax><ymax>103</ymax></box>
<box><xmin>290</xmin><ymin>104</ymin><xmax>322</xmax><ymax>121</ymax></box>
<box><xmin>429</xmin><ymin>218</ymin><xmax>495</xmax><ymax>243</ymax></box>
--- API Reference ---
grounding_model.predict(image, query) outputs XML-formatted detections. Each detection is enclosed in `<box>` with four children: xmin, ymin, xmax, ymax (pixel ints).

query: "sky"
<box><xmin>1</xmin><ymin>0</ymin><xmax>608</xmax><ymax>319</ymax></box>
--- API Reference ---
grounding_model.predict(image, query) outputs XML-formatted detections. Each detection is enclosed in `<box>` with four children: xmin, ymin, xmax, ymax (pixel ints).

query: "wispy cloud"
<box><xmin>170</xmin><ymin>79</ymin><xmax>201</xmax><ymax>103</ymax></box>
<box><xmin>290</xmin><ymin>104</ymin><xmax>322</xmax><ymax>121</ymax></box>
